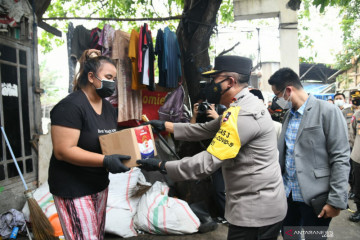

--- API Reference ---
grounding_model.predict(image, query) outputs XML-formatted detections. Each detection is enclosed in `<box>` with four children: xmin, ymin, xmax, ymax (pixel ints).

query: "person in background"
<box><xmin>190</xmin><ymin>88</ymin><xmax>219</xmax><ymax>124</ymax></box>
<box><xmin>334</xmin><ymin>92</ymin><xmax>346</xmax><ymax>110</ymax></box>
<box><xmin>190</xmin><ymin>91</ymin><xmax>227</xmax><ymax>224</ymax></box>
<box><xmin>249</xmin><ymin>89</ymin><xmax>282</xmax><ymax>140</ymax></box>
<box><xmin>268</xmin><ymin>68</ymin><xmax>350</xmax><ymax>239</ymax></box>
<box><xmin>138</xmin><ymin>55</ymin><xmax>287</xmax><ymax>240</ymax></box>
<box><xmin>348</xmin><ymin>90</ymin><xmax>360</xmax><ymax>222</ymax></box>
<box><xmin>48</xmin><ymin>49</ymin><xmax>130</xmax><ymax>240</ymax></box>
<box><xmin>327</xmin><ymin>98</ymin><xmax>334</xmax><ymax>104</ymax></box>
<box><xmin>342</xmin><ymin>91</ymin><xmax>360</xmax><ymax>200</ymax></box>
<box><xmin>191</xmin><ymin>102</ymin><xmax>219</xmax><ymax>123</ymax></box>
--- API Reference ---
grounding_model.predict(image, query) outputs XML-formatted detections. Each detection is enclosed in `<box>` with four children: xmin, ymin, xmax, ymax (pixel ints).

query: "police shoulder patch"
<box><xmin>207</xmin><ymin>106</ymin><xmax>241</xmax><ymax>160</ymax></box>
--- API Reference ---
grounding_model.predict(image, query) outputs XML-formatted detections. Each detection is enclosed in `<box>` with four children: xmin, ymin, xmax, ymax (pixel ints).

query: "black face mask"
<box><xmin>353</xmin><ymin>98</ymin><xmax>360</xmax><ymax>106</ymax></box>
<box><xmin>94</xmin><ymin>75</ymin><xmax>116</xmax><ymax>98</ymax></box>
<box><xmin>204</xmin><ymin>78</ymin><xmax>230</xmax><ymax>104</ymax></box>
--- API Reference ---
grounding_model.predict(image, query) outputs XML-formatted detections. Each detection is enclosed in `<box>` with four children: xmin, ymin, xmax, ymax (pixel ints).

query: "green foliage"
<box><xmin>309</xmin><ymin>0</ymin><xmax>360</xmax><ymax>70</ymax></box>
<box><xmin>312</xmin><ymin>0</ymin><xmax>352</xmax><ymax>12</ymax></box>
<box><xmin>298</xmin><ymin>0</ymin><xmax>319</xmax><ymax>63</ymax></box>
<box><xmin>219</xmin><ymin>0</ymin><xmax>234</xmax><ymax>24</ymax></box>
<box><xmin>39</xmin><ymin>60</ymin><xmax>67</xmax><ymax>105</ymax></box>
<box><xmin>334</xmin><ymin>38</ymin><xmax>360</xmax><ymax>69</ymax></box>
<box><xmin>336</xmin><ymin>74</ymin><xmax>354</xmax><ymax>89</ymax></box>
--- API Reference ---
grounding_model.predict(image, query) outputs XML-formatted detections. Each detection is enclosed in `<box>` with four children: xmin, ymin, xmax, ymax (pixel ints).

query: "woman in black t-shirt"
<box><xmin>48</xmin><ymin>49</ymin><xmax>130</xmax><ymax>240</ymax></box>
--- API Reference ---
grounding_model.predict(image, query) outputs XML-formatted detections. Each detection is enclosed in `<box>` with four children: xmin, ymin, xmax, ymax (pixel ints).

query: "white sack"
<box><xmin>105</xmin><ymin>167</ymin><xmax>150</xmax><ymax>238</ymax></box>
<box><xmin>134</xmin><ymin>181</ymin><xmax>200</xmax><ymax>235</ymax></box>
<box><xmin>22</xmin><ymin>181</ymin><xmax>56</xmax><ymax>221</ymax></box>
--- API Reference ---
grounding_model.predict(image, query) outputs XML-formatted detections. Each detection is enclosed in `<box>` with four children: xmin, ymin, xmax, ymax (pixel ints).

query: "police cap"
<box><xmin>202</xmin><ymin>55</ymin><xmax>253</xmax><ymax>77</ymax></box>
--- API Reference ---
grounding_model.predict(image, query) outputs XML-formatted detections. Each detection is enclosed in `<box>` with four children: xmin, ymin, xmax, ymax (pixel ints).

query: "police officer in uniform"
<box><xmin>343</xmin><ymin>101</ymin><xmax>356</xmax><ymax>134</ymax></box>
<box><xmin>349</xmin><ymin>90</ymin><xmax>360</xmax><ymax>222</ymax></box>
<box><xmin>138</xmin><ymin>55</ymin><xmax>287</xmax><ymax>240</ymax></box>
<box><xmin>343</xmin><ymin>91</ymin><xmax>360</xmax><ymax>199</ymax></box>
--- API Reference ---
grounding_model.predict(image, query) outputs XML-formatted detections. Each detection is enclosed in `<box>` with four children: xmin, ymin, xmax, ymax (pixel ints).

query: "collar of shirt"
<box><xmin>230</xmin><ymin>88</ymin><xmax>249</xmax><ymax>106</ymax></box>
<box><xmin>290</xmin><ymin>97</ymin><xmax>309</xmax><ymax>117</ymax></box>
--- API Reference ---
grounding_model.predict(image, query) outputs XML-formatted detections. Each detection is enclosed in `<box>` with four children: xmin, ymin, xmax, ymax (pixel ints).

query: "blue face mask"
<box><xmin>94</xmin><ymin>75</ymin><xmax>116</xmax><ymax>98</ymax></box>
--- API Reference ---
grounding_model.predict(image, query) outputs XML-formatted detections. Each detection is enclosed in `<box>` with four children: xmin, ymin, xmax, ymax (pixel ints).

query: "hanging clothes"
<box><xmin>164</xmin><ymin>27</ymin><xmax>182</xmax><ymax>88</ymax></box>
<box><xmin>128</xmin><ymin>29</ymin><xmax>146</xmax><ymax>90</ymax></box>
<box><xmin>137</xmin><ymin>26</ymin><xmax>144</xmax><ymax>76</ymax></box>
<box><xmin>67</xmin><ymin>22</ymin><xmax>76</xmax><ymax>93</ymax></box>
<box><xmin>70</xmin><ymin>25</ymin><xmax>91</xmax><ymax>60</ymax></box>
<box><xmin>71</xmin><ymin>25</ymin><xmax>101</xmax><ymax>60</ymax></box>
<box><xmin>98</xmin><ymin>24</ymin><xmax>115</xmax><ymax>57</ymax></box>
<box><xmin>155</xmin><ymin>29</ymin><xmax>166</xmax><ymax>87</ymax></box>
<box><xmin>89</xmin><ymin>27</ymin><xmax>102</xmax><ymax>50</ymax></box>
<box><xmin>140</xmin><ymin>23</ymin><xmax>155</xmax><ymax>91</ymax></box>
<box><xmin>111</xmin><ymin>30</ymin><xmax>142</xmax><ymax>122</ymax></box>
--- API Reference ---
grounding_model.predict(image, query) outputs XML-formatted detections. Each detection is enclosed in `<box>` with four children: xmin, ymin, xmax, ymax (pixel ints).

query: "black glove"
<box><xmin>136</xmin><ymin>158</ymin><xmax>167</xmax><ymax>174</ymax></box>
<box><xmin>103</xmin><ymin>154</ymin><xmax>131</xmax><ymax>173</ymax></box>
<box><xmin>143</xmin><ymin>120</ymin><xmax>166</xmax><ymax>132</ymax></box>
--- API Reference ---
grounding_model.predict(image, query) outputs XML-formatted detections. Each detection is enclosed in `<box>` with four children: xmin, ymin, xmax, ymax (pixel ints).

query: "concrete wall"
<box><xmin>278</xmin><ymin>0</ymin><xmax>299</xmax><ymax>74</ymax></box>
<box><xmin>234</xmin><ymin>0</ymin><xmax>299</xmax><ymax>74</ymax></box>
<box><xmin>258</xmin><ymin>62</ymin><xmax>280</xmax><ymax>102</ymax></box>
<box><xmin>259</xmin><ymin>62</ymin><xmax>280</xmax><ymax>92</ymax></box>
<box><xmin>234</xmin><ymin>0</ymin><xmax>280</xmax><ymax>20</ymax></box>
<box><xmin>38</xmin><ymin>126</ymin><xmax>52</xmax><ymax>186</ymax></box>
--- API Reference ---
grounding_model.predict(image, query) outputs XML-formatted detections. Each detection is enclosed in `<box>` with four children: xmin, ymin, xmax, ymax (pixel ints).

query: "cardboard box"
<box><xmin>99</xmin><ymin>125</ymin><xmax>157</xmax><ymax>168</ymax></box>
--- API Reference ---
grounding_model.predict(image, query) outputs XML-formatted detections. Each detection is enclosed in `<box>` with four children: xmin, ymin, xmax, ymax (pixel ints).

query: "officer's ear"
<box><xmin>227</xmin><ymin>76</ymin><xmax>236</xmax><ymax>87</ymax></box>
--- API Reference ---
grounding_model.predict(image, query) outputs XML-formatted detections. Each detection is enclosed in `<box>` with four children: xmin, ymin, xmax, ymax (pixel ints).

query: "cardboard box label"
<box><xmin>134</xmin><ymin>125</ymin><xmax>155</xmax><ymax>159</ymax></box>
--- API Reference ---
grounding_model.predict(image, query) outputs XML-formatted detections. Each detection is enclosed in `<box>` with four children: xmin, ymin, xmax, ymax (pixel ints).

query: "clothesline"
<box><xmin>67</xmin><ymin>22</ymin><xmax>182</xmax><ymax>123</ymax></box>
<box><xmin>42</xmin><ymin>15</ymin><xmax>183</xmax><ymax>22</ymax></box>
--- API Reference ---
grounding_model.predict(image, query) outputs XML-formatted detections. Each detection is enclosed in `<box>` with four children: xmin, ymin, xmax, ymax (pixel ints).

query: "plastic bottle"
<box><xmin>9</xmin><ymin>226</ymin><xmax>19</xmax><ymax>239</ymax></box>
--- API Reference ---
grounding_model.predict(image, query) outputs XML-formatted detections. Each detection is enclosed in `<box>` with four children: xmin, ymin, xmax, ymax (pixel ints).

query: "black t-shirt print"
<box><xmin>48</xmin><ymin>90</ymin><xmax>117</xmax><ymax>198</ymax></box>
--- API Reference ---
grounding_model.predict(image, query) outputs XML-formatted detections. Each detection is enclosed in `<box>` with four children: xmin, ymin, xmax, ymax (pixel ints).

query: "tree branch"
<box><xmin>218</xmin><ymin>42</ymin><xmax>240</xmax><ymax>56</ymax></box>
<box><xmin>42</xmin><ymin>15</ymin><xmax>183</xmax><ymax>22</ymax></box>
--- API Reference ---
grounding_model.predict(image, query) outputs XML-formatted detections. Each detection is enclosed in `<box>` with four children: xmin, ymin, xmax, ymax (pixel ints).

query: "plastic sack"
<box><xmin>22</xmin><ymin>182</ymin><xmax>56</xmax><ymax>221</ymax></box>
<box><xmin>105</xmin><ymin>167</ymin><xmax>150</xmax><ymax>238</ymax></box>
<box><xmin>0</xmin><ymin>209</ymin><xmax>26</xmax><ymax>238</ymax></box>
<box><xmin>22</xmin><ymin>168</ymin><xmax>149</xmax><ymax>238</ymax></box>
<box><xmin>134</xmin><ymin>181</ymin><xmax>200</xmax><ymax>235</ymax></box>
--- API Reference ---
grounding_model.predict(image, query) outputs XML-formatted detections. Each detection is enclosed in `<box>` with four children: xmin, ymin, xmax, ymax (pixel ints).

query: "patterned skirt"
<box><xmin>53</xmin><ymin>187</ymin><xmax>109</xmax><ymax>240</ymax></box>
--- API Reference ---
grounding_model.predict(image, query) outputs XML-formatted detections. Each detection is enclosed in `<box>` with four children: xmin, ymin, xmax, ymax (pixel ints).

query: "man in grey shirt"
<box><xmin>138</xmin><ymin>55</ymin><xmax>287</xmax><ymax>240</ymax></box>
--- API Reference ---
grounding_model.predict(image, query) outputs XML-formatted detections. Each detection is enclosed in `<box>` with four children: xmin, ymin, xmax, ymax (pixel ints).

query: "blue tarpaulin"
<box><xmin>303</xmin><ymin>84</ymin><xmax>334</xmax><ymax>100</ymax></box>
<box><xmin>303</xmin><ymin>84</ymin><xmax>329</xmax><ymax>93</ymax></box>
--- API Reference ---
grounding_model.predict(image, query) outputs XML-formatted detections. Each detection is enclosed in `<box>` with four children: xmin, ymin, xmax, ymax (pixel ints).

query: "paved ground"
<box><xmin>326</xmin><ymin>199</ymin><xmax>360</xmax><ymax>240</ymax></box>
